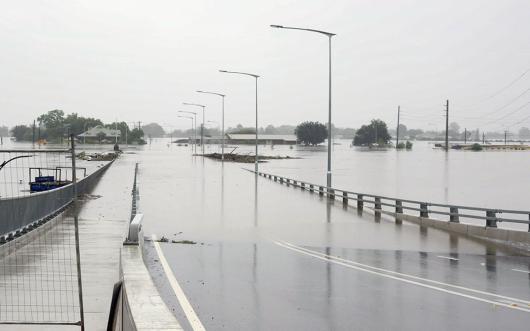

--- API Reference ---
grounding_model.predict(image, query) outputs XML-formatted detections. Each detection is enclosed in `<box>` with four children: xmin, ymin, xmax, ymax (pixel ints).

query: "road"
<box><xmin>136</xmin><ymin>144</ymin><xmax>530</xmax><ymax>330</ymax></box>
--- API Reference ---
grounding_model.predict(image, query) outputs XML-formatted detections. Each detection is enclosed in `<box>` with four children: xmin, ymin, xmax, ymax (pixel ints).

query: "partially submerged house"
<box><xmin>78</xmin><ymin>125</ymin><xmax>121</xmax><ymax>143</ymax></box>
<box><xmin>225</xmin><ymin>133</ymin><xmax>297</xmax><ymax>145</ymax></box>
<box><xmin>173</xmin><ymin>133</ymin><xmax>298</xmax><ymax>145</ymax></box>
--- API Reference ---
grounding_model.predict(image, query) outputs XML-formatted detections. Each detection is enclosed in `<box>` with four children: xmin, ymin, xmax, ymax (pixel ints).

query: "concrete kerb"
<box><xmin>112</xmin><ymin>217</ymin><xmax>183</xmax><ymax>330</ymax></box>
<box><xmin>378</xmin><ymin>209</ymin><xmax>530</xmax><ymax>253</ymax></box>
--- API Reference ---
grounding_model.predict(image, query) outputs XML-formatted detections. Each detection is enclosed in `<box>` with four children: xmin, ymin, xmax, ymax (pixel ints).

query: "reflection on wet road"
<box><xmin>137</xmin><ymin>142</ymin><xmax>530</xmax><ymax>330</ymax></box>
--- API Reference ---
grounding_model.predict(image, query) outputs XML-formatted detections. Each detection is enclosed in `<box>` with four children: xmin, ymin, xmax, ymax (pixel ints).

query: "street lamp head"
<box><xmin>219</xmin><ymin>70</ymin><xmax>228</xmax><ymax>73</ymax></box>
<box><xmin>270</xmin><ymin>24</ymin><xmax>335</xmax><ymax>37</ymax></box>
<box><xmin>183</xmin><ymin>102</ymin><xmax>205</xmax><ymax>108</ymax></box>
<box><xmin>197</xmin><ymin>90</ymin><xmax>226</xmax><ymax>97</ymax></box>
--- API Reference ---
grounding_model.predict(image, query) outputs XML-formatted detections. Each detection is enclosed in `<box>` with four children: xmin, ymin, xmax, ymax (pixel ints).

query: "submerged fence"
<box><xmin>251</xmin><ymin>170</ymin><xmax>530</xmax><ymax>232</ymax></box>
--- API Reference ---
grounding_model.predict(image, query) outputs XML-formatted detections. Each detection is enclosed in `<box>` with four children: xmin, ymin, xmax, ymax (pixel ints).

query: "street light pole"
<box><xmin>219</xmin><ymin>70</ymin><xmax>260</xmax><ymax>172</ymax></box>
<box><xmin>197</xmin><ymin>90</ymin><xmax>226</xmax><ymax>161</ymax></box>
<box><xmin>177</xmin><ymin>115</ymin><xmax>194</xmax><ymax>154</ymax></box>
<box><xmin>178</xmin><ymin>110</ymin><xmax>197</xmax><ymax>154</ymax></box>
<box><xmin>270</xmin><ymin>24</ymin><xmax>335</xmax><ymax>188</ymax></box>
<box><xmin>183</xmin><ymin>103</ymin><xmax>206</xmax><ymax>154</ymax></box>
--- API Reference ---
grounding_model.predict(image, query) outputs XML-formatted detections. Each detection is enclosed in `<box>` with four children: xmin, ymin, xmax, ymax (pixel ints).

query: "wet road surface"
<box><xmin>136</xmin><ymin>143</ymin><xmax>530</xmax><ymax>330</ymax></box>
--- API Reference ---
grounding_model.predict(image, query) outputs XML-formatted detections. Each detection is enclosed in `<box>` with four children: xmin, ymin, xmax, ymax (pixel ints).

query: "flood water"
<box><xmin>4</xmin><ymin>138</ymin><xmax>530</xmax><ymax>330</ymax></box>
<box><xmin>127</xmin><ymin>139</ymin><xmax>530</xmax><ymax>331</ymax></box>
<box><xmin>135</xmin><ymin>138</ymin><xmax>530</xmax><ymax>231</ymax></box>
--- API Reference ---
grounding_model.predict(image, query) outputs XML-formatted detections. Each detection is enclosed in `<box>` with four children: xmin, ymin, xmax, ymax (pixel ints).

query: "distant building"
<box><xmin>78</xmin><ymin>125</ymin><xmax>121</xmax><ymax>141</ymax></box>
<box><xmin>225</xmin><ymin>133</ymin><xmax>297</xmax><ymax>145</ymax></box>
<box><xmin>173</xmin><ymin>133</ymin><xmax>297</xmax><ymax>145</ymax></box>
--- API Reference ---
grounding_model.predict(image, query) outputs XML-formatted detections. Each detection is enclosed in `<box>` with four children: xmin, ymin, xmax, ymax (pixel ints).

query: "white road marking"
<box><xmin>278</xmin><ymin>240</ymin><xmax>530</xmax><ymax>304</ymax></box>
<box><xmin>275</xmin><ymin>240</ymin><xmax>530</xmax><ymax>312</ymax></box>
<box><xmin>152</xmin><ymin>235</ymin><xmax>206</xmax><ymax>331</ymax></box>
<box><xmin>437</xmin><ymin>255</ymin><xmax>459</xmax><ymax>261</ymax></box>
<box><xmin>512</xmin><ymin>268</ymin><xmax>530</xmax><ymax>274</ymax></box>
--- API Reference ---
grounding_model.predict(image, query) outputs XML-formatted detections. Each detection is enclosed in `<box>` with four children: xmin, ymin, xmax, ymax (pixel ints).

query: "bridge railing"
<box><xmin>130</xmin><ymin>162</ymin><xmax>139</xmax><ymax>222</ymax></box>
<box><xmin>251</xmin><ymin>170</ymin><xmax>530</xmax><ymax>232</ymax></box>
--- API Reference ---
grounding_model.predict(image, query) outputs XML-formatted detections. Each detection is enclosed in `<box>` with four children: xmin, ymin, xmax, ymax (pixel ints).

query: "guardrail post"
<box><xmin>375</xmin><ymin>197</ymin><xmax>382</xmax><ymax>210</ymax></box>
<box><xmin>486</xmin><ymin>210</ymin><xmax>497</xmax><ymax>228</ymax></box>
<box><xmin>274</xmin><ymin>176</ymin><xmax>277</xmax><ymax>182</ymax></box>
<box><xmin>374</xmin><ymin>197</ymin><xmax>382</xmax><ymax>217</ymax></box>
<box><xmin>280</xmin><ymin>177</ymin><xmax>284</xmax><ymax>184</ymax></box>
<box><xmin>319</xmin><ymin>186</ymin><xmax>324</xmax><ymax>196</ymax></box>
<box><xmin>342</xmin><ymin>192</ymin><xmax>348</xmax><ymax>205</ymax></box>
<box><xmin>420</xmin><ymin>203</ymin><xmax>429</xmax><ymax>218</ymax></box>
<box><xmin>309</xmin><ymin>184</ymin><xmax>314</xmax><ymax>192</ymax></box>
<box><xmin>449</xmin><ymin>207</ymin><xmax>459</xmax><ymax>223</ymax></box>
<box><xmin>301</xmin><ymin>182</ymin><xmax>305</xmax><ymax>190</ymax></box>
<box><xmin>293</xmin><ymin>180</ymin><xmax>297</xmax><ymax>187</ymax></box>
<box><xmin>328</xmin><ymin>188</ymin><xmax>335</xmax><ymax>199</ymax></box>
<box><xmin>395</xmin><ymin>200</ymin><xmax>403</xmax><ymax>213</ymax></box>
<box><xmin>285</xmin><ymin>178</ymin><xmax>290</xmax><ymax>186</ymax></box>
<box><xmin>357</xmin><ymin>194</ymin><xmax>363</xmax><ymax>210</ymax></box>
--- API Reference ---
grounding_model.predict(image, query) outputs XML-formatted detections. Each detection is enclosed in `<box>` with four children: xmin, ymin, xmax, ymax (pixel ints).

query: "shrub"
<box><xmin>471</xmin><ymin>143</ymin><xmax>483</xmax><ymax>151</ymax></box>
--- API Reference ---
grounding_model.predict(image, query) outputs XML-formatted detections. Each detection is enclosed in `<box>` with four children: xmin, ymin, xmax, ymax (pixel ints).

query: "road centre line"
<box><xmin>152</xmin><ymin>235</ymin><xmax>206</xmax><ymax>331</ymax></box>
<box><xmin>275</xmin><ymin>240</ymin><xmax>530</xmax><ymax>312</ymax></box>
<box><xmin>278</xmin><ymin>240</ymin><xmax>530</xmax><ymax>304</ymax></box>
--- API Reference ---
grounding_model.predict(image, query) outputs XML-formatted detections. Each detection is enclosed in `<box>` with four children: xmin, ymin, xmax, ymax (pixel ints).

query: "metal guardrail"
<box><xmin>250</xmin><ymin>170</ymin><xmax>530</xmax><ymax>232</ymax></box>
<box><xmin>130</xmin><ymin>163</ymin><xmax>139</xmax><ymax>222</ymax></box>
<box><xmin>125</xmin><ymin>163</ymin><xmax>142</xmax><ymax>245</ymax></box>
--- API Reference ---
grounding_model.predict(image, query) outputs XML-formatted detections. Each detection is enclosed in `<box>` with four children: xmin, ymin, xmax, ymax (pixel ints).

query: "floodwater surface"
<box><xmin>131</xmin><ymin>139</ymin><xmax>530</xmax><ymax>331</ymax></box>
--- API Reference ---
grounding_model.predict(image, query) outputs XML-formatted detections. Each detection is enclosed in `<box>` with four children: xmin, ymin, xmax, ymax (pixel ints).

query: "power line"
<box><xmin>481</xmin><ymin>99</ymin><xmax>530</xmax><ymax>127</ymax></box>
<box><xmin>479</xmin><ymin>87</ymin><xmax>530</xmax><ymax>117</ymax></box>
<box><xmin>485</xmin><ymin>68</ymin><xmax>530</xmax><ymax>100</ymax></box>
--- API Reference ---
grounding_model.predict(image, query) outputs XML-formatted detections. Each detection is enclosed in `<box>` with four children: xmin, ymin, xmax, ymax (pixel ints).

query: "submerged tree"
<box><xmin>295</xmin><ymin>121</ymin><xmax>327</xmax><ymax>146</ymax></box>
<box><xmin>353</xmin><ymin>119</ymin><xmax>391</xmax><ymax>146</ymax></box>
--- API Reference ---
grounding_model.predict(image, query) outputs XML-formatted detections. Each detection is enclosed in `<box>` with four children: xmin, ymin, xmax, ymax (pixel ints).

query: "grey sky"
<box><xmin>1</xmin><ymin>0</ymin><xmax>530</xmax><ymax>133</ymax></box>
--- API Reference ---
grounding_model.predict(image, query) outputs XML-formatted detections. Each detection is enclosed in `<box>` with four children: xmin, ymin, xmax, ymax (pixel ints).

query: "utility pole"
<box><xmin>396</xmin><ymin>105</ymin><xmax>401</xmax><ymax>147</ymax></box>
<box><xmin>482</xmin><ymin>132</ymin><xmax>485</xmax><ymax>144</ymax></box>
<box><xmin>375</xmin><ymin>124</ymin><xmax>378</xmax><ymax>145</ymax></box>
<box><xmin>32</xmin><ymin>120</ymin><xmax>36</xmax><ymax>146</ymax></box>
<box><xmin>445</xmin><ymin>99</ymin><xmax>449</xmax><ymax>151</ymax></box>
<box><xmin>464</xmin><ymin>128</ymin><xmax>467</xmax><ymax>144</ymax></box>
<box><xmin>504</xmin><ymin>130</ymin><xmax>508</xmax><ymax>145</ymax></box>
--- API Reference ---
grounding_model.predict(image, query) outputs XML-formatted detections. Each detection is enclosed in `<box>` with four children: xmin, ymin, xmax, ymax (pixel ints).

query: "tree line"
<box><xmin>7</xmin><ymin>109</ymin><xmax>145</xmax><ymax>144</ymax></box>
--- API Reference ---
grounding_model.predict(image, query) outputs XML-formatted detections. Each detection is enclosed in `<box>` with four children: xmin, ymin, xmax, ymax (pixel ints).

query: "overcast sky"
<box><xmin>1</xmin><ymin>0</ymin><xmax>530</xmax><ymax>132</ymax></box>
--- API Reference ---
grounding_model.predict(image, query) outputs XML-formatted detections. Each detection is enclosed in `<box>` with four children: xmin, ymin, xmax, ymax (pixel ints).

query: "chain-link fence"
<box><xmin>0</xmin><ymin>149</ymin><xmax>72</xmax><ymax>199</ymax></box>
<box><xmin>0</xmin><ymin>137</ymin><xmax>116</xmax><ymax>329</ymax></box>
<box><xmin>0</xmin><ymin>212</ymin><xmax>82</xmax><ymax>326</ymax></box>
